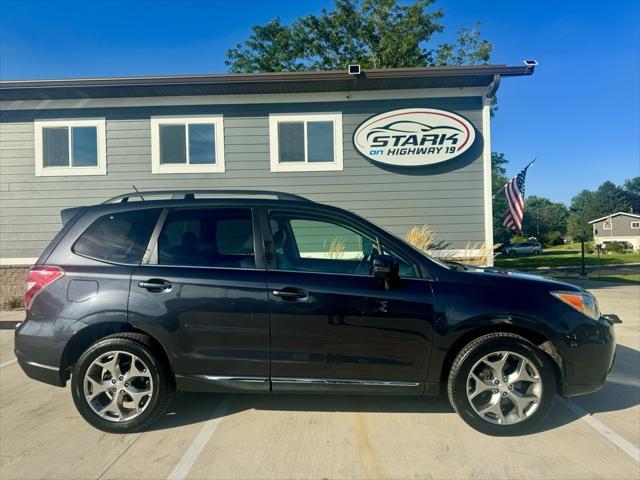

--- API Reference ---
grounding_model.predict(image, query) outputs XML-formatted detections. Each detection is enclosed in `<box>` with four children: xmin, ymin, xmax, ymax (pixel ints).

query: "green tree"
<box><xmin>226</xmin><ymin>0</ymin><xmax>492</xmax><ymax>72</ymax></box>
<box><xmin>566</xmin><ymin>181</ymin><xmax>637</xmax><ymax>240</ymax></box>
<box><xmin>521</xmin><ymin>195</ymin><xmax>568</xmax><ymax>245</ymax></box>
<box><xmin>491</xmin><ymin>152</ymin><xmax>511</xmax><ymax>244</ymax></box>
<box><xmin>623</xmin><ymin>177</ymin><xmax>640</xmax><ymax>194</ymax></box>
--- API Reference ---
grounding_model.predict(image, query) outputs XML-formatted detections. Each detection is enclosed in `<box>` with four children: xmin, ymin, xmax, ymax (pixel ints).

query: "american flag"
<box><xmin>502</xmin><ymin>160</ymin><xmax>535</xmax><ymax>232</ymax></box>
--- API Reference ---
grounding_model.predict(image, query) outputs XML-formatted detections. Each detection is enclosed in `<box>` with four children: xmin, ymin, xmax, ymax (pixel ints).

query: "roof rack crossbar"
<box><xmin>103</xmin><ymin>189</ymin><xmax>310</xmax><ymax>204</ymax></box>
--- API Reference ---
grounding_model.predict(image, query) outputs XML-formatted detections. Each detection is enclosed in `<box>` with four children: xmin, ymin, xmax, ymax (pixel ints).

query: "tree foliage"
<box><xmin>567</xmin><ymin>180</ymin><xmax>640</xmax><ymax>240</ymax></box>
<box><xmin>491</xmin><ymin>152</ymin><xmax>511</xmax><ymax>244</ymax></box>
<box><xmin>226</xmin><ymin>0</ymin><xmax>492</xmax><ymax>72</ymax></box>
<box><xmin>623</xmin><ymin>176</ymin><xmax>640</xmax><ymax>195</ymax></box>
<box><xmin>520</xmin><ymin>195</ymin><xmax>568</xmax><ymax>245</ymax></box>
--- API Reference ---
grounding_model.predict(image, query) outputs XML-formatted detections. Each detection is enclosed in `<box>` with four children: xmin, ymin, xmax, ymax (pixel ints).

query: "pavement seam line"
<box><xmin>558</xmin><ymin>396</ymin><xmax>640</xmax><ymax>464</ymax></box>
<box><xmin>0</xmin><ymin>358</ymin><xmax>17</xmax><ymax>368</ymax></box>
<box><xmin>96</xmin><ymin>432</ymin><xmax>144</xmax><ymax>480</ymax></box>
<box><xmin>167</xmin><ymin>395</ymin><xmax>234</xmax><ymax>480</ymax></box>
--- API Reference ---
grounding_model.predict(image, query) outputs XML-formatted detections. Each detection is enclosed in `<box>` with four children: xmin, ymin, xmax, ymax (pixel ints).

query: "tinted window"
<box><xmin>307</xmin><ymin>121</ymin><xmax>334</xmax><ymax>162</ymax></box>
<box><xmin>270</xmin><ymin>212</ymin><xmax>416</xmax><ymax>277</ymax></box>
<box><xmin>188</xmin><ymin>124</ymin><xmax>216</xmax><ymax>164</ymax></box>
<box><xmin>158</xmin><ymin>208</ymin><xmax>255</xmax><ymax>268</ymax></box>
<box><xmin>74</xmin><ymin>209</ymin><xmax>161</xmax><ymax>264</ymax></box>
<box><xmin>71</xmin><ymin>126</ymin><xmax>98</xmax><ymax>166</ymax></box>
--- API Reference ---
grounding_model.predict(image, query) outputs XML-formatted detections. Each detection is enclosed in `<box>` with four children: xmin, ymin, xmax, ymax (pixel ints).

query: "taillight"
<box><xmin>24</xmin><ymin>266</ymin><xmax>64</xmax><ymax>310</ymax></box>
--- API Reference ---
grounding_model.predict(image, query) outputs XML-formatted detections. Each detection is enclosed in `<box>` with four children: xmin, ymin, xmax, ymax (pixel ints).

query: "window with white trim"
<box><xmin>603</xmin><ymin>222</ymin><xmax>613</xmax><ymax>230</ymax></box>
<box><xmin>151</xmin><ymin>116</ymin><xmax>225</xmax><ymax>174</ymax></box>
<box><xmin>34</xmin><ymin>119</ymin><xmax>106</xmax><ymax>176</ymax></box>
<box><xmin>269</xmin><ymin>113</ymin><xmax>343</xmax><ymax>172</ymax></box>
<box><xmin>631</xmin><ymin>221</ymin><xmax>640</xmax><ymax>229</ymax></box>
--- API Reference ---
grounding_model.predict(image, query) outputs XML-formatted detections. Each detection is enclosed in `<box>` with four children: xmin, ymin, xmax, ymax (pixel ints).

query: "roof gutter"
<box><xmin>0</xmin><ymin>64</ymin><xmax>535</xmax><ymax>90</ymax></box>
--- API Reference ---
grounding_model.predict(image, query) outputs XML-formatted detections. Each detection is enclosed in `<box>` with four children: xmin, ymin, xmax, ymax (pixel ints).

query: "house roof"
<box><xmin>0</xmin><ymin>64</ymin><xmax>535</xmax><ymax>101</ymax></box>
<box><xmin>588</xmin><ymin>212</ymin><xmax>640</xmax><ymax>224</ymax></box>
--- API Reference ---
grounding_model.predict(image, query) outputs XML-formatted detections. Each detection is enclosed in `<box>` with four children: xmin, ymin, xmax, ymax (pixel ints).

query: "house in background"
<box><xmin>589</xmin><ymin>212</ymin><xmax>640</xmax><ymax>252</ymax></box>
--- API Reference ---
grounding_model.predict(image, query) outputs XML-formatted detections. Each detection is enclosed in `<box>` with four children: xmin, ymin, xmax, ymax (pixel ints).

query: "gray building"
<box><xmin>0</xmin><ymin>65</ymin><xmax>535</xmax><ymax>302</ymax></box>
<box><xmin>589</xmin><ymin>212</ymin><xmax>640</xmax><ymax>251</ymax></box>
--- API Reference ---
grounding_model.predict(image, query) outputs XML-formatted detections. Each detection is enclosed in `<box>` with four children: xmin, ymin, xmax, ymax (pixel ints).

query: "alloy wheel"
<box><xmin>83</xmin><ymin>350</ymin><xmax>154</xmax><ymax>422</ymax></box>
<box><xmin>466</xmin><ymin>350</ymin><xmax>542</xmax><ymax>425</ymax></box>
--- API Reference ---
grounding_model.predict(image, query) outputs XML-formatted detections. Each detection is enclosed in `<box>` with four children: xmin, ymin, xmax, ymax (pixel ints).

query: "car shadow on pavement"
<box><xmin>150</xmin><ymin>344</ymin><xmax>639</xmax><ymax>435</ymax></box>
<box><xmin>533</xmin><ymin>343</ymin><xmax>640</xmax><ymax>434</ymax></box>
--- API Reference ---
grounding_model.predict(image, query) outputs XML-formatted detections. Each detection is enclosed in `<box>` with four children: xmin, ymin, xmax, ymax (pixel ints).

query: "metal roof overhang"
<box><xmin>0</xmin><ymin>65</ymin><xmax>534</xmax><ymax>101</ymax></box>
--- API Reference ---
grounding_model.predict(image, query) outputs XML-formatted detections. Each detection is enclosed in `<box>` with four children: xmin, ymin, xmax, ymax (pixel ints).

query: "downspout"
<box><xmin>482</xmin><ymin>74</ymin><xmax>500</xmax><ymax>266</ymax></box>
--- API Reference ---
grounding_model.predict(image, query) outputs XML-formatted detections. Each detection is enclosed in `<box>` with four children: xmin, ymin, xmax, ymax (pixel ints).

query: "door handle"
<box><xmin>272</xmin><ymin>288</ymin><xmax>308</xmax><ymax>300</ymax></box>
<box><xmin>138</xmin><ymin>279</ymin><xmax>172</xmax><ymax>292</ymax></box>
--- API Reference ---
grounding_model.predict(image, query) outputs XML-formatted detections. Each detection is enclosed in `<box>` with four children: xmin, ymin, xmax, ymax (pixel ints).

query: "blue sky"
<box><xmin>0</xmin><ymin>0</ymin><xmax>638</xmax><ymax>204</ymax></box>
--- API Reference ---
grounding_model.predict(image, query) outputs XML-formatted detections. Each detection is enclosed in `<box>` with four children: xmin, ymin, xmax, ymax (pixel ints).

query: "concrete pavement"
<box><xmin>1</xmin><ymin>283</ymin><xmax>638</xmax><ymax>480</ymax></box>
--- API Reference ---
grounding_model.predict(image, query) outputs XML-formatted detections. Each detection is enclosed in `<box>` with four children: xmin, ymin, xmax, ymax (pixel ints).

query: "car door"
<box><xmin>128</xmin><ymin>206</ymin><xmax>270</xmax><ymax>392</ymax></box>
<box><xmin>264</xmin><ymin>208</ymin><xmax>436</xmax><ymax>394</ymax></box>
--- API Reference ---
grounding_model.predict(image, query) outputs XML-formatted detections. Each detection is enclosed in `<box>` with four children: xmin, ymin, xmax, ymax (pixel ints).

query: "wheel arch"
<box><xmin>436</xmin><ymin>321</ymin><xmax>564</xmax><ymax>390</ymax></box>
<box><xmin>60</xmin><ymin>321</ymin><xmax>175</xmax><ymax>385</ymax></box>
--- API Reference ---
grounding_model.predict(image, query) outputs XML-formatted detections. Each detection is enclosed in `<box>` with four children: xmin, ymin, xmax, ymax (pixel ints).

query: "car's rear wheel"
<box><xmin>71</xmin><ymin>333</ymin><xmax>173</xmax><ymax>433</ymax></box>
<box><xmin>447</xmin><ymin>333</ymin><xmax>556</xmax><ymax>436</ymax></box>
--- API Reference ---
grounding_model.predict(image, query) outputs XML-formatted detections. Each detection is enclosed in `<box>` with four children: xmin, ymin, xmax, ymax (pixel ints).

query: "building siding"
<box><xmin>0</xmin><ymin>96</ymin><xmax>485</xmax><ymax>259</ymax></box>
<box><xmin>592</xmin><ymin>214</ymin><xmax>640</xmax><ymax>238</ymax></box>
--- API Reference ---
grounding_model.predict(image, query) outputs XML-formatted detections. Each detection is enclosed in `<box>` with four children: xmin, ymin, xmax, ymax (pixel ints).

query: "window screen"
<box><xmin>278</xmin><ymin>122</ymin><xmax>305</xmax><ymax>162</ymax></box>
<box><xmin>159</xmin><ymin>125</ymin><xmax>187</xmax><ymax>164</ymax></box>
<box><xmin>73</xmin><ymin>209</ymin><xmax>161</xmax><ymax>264</ymax></box>
<box><xmin>158</xmin><ymin>208</ymin><xmax>255</xmax><ymax>268</ymax></box>
<box><xmin>43</xmin><ymin>127</ymin><xmax>70</xmax><ymax>167</ymax></box>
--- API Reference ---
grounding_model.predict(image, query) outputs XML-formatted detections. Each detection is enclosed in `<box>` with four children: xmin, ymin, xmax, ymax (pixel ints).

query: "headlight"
<box><xmin>551</xmin><ymin>291</ymin><xmax>600</xmax><ymax>320</ymax></box>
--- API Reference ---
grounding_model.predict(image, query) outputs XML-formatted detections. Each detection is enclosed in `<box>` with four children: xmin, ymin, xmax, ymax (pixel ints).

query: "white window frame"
<box><xmin>151</xmin><ymin>115</ymin><xmax>225</xmax><ymax>174</ymax></box>
<box><xmin>269</xmin><ymin>113</ymin><xmax>343</xmax><ymax>172</ymax></box>
<box><xmin>34</xmin><ymin>118</ymin><xmax>106</xmax><ymax>176</ymax></box>
<box><xmin>631</xmin><ymin>221</ymin><xmax>640</xmax><ymax>229</ymax></box>
<box><xmin>603</xmin><ymin>222</ymin><xmax>613</xmax><ymax>230</ymax></box>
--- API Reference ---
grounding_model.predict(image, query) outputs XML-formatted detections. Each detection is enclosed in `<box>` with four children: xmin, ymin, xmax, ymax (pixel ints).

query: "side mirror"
<box><xmin>371</xmin><ymin>254</ymin><xmax>399</xmax><ymax>280</ymax></box>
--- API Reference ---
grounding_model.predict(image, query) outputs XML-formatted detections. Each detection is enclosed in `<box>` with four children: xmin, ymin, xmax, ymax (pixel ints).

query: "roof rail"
<box><xmin>102</xmin><ymin>189</ymin><xmax>311</xmax><ymax>204</ymax></box>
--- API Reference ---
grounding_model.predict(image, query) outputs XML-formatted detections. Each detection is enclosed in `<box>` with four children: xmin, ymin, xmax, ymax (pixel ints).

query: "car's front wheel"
<box><xmin>71</xmin><ymin>333</ymin><xmax>173</xmax><ymax>433</ymax></box>
<box><xmin>447</xmin><ymin>333</ymin><xmax>556</xmax><ymax>436</ymax></box>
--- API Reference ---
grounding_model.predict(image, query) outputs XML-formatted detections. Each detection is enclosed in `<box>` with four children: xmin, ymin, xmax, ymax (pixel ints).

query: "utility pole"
<box><xmin>580</xmin><ymin>208</ymin><xmax>586</xmax><ymax>276</ymax></box>
<box><xmin>571</xmin><ymin>207</ymin><xmax>587</xmax><ymax>276</ymax></box>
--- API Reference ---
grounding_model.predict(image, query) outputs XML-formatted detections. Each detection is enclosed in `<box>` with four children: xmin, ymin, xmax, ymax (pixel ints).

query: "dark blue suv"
<box><xmin>15</xmin><ymin>190</ymin><xmax>617</xmax><ymax>435</ymax></box>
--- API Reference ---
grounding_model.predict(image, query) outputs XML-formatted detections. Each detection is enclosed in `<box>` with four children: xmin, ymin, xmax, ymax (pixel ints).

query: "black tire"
<box><xmin>447</xmin><ymin>333</ymin><xmax>556</xmax><ymax>436</ymax></box>
<box><xmin>71</xmin><ymin>333</ymin><xmax>174</xmax><ymax>433</ymax></box>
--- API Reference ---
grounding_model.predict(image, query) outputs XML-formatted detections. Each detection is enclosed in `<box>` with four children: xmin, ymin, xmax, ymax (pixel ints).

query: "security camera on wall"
<box><xmin>348</xmin><ymin>64</ymin><xmax>361</xmax><ymax>75</ymax></box>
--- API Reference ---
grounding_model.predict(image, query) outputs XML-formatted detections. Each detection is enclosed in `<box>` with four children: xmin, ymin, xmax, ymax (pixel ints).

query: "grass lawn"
<box><xmin>589</xmin><ymin>274</ymin><xmax>640</xmax><ymax>284</ymax></box>
<box><xmin>494</xmin><ymin>249</ymin><xmax>640</xmax><ymax>269</ymax></box>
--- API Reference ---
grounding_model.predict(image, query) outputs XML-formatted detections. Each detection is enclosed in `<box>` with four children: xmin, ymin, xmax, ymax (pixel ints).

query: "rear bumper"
<box><xmin>14</xmin><ymin>318</ymin><xmax>68</xmax><ymax>387</ymax></box>
<box><xmin>14</xmin><ymin>348</ymin><xmax>65</xmax><ymax>387</ymax></box>
<box><xmin>560</xmin><ymin>316</ymin><xmax>616</xmax><ymax>397</ymax></box>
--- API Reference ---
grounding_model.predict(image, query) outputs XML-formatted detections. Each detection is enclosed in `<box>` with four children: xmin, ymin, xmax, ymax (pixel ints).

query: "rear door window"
<box><xmin>158</xmin><ymin>208</ymin><xmax>255</xmax><ymax>268</ymax></box>
<box><xmin>73</xmin><ymin>209</ymin><xmax>161</xmax><ymax>264</ymax></box>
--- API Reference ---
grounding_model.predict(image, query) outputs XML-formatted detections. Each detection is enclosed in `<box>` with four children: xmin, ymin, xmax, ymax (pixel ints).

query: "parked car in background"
<box><xmin>502</xmin><ymin>241</ymin><xmax>543</xmax><ymax>256</ymax></box>
<box><xmin>15</xmin><ymin>190</ymin><xmax>617</xmax><ymax>436</ymax></box>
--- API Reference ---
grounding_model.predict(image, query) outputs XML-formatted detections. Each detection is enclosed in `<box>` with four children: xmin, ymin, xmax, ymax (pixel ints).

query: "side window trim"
<box><xmin>141</xmin><ymin>208</ymin><xmax>170</xmax><ymax>265</ymax></box>
<box><xmin>141</xmin><ymin>206</ymin><xmax>266</xmax><ymax>270</ymax></box>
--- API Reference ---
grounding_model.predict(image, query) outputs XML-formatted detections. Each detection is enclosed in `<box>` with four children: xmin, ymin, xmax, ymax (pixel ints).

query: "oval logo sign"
<box><xmin>353</xmin><ymin>108</ymin><xmax>476</xmax><ymax>167</ymax></box>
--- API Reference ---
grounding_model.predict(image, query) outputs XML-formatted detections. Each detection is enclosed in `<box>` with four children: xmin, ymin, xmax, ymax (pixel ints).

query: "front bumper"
<box><xmin>561</xmin><ymin>315</ymin><xmax>616</xmax><ymax>397</ymax></box>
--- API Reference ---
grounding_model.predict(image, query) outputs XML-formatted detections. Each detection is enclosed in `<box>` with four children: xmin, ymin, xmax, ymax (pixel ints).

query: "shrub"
<box><xmin>2</xmin><ymin>296</ymin><xmax>24</xmax><ymax>310</ymax></box>
<box><xmin>604</xmin><ymin>242</ymin><xmax>626</xmax><ymax>254</ymax></box>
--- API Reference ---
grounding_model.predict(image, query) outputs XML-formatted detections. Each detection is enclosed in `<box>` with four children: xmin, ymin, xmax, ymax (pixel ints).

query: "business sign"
<box><xmin>353</xmin><ymin>108</ymin><xmax>476</xmax><ymax>167</ymax></box>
